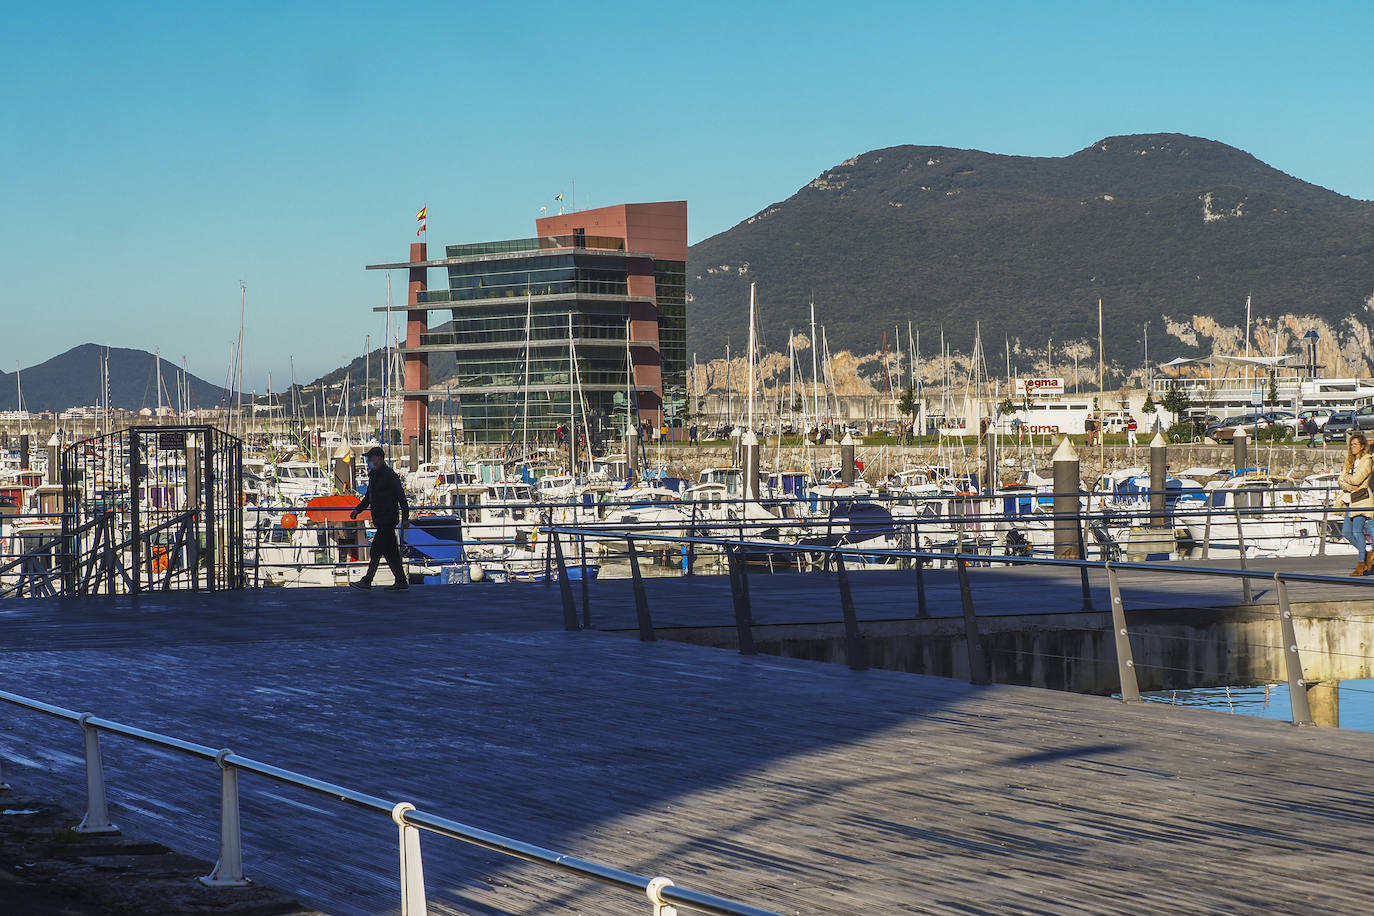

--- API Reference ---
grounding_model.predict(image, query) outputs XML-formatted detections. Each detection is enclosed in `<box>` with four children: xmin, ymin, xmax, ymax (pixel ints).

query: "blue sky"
<box><xmin>2</xmin><ymin>1</ymin><xmax>1370</xmax><ymax>391</ymax></box>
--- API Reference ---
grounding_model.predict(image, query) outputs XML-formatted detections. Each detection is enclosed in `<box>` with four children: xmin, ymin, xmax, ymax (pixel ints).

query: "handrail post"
<box><xmin>392</xmin><ymin>802</ymin><xmax>429</xmax><ymax>916</ymax></box>
<box><xmin>1275</xmin><ymin>575</ymin><xmax>1315</xmax><ymax>727</ymax></box>
<box><xmin>726</xmin><ymin>547</ymin><xmax>757</xmax><ymax>655</ymax></box>
<box><xmin>832</xmin><ymin>549</ymin><xmax>868</xmax><ymax>670</ymax></box>
<box><xmin>1202</xmin><ymin>505</ymin><xmax>1212</xmax><ymax>559</ymax></box>
<box><xmin>75</xmin><ymin>713</ymin><xmax>118</xmax><ymax>834</ymax></box>
<box><xmin>549</xmin><ymin>530</ymin><xmax>580</xmax><ymax>631</ymax></box>
<box><xmin>1318</xmin><ymin>501</ymin><xmax>1329</xmax><ymax>556</ymax></box>
<box><xmin>686</xmin><ymin>501</ymin><xmax>698</xmax><ymax>576</ymax></box>
<box><xmin>1233</xmin><ymin>506</ymin><xmax>1253</xmax><ymax>603</ymax></box>
<box><xmin>542</xmin><ymin>510</ymin><xmax>552</xmax><ymax>586</ymax></box>
<box><xmin>200</xmin><ymin>749</ymin><xmax>251</xmax><ymax>887</ymax></box>
<box><xmin>1104</xmin><ymin>562</ymin><xmax>1141</xmax><ymax>702</ymax></box>
<box><xmin>955</xmin><ymin>557</ymin><xmax>990</xmax><ymax>685</ymax></box>
<box><xmin>1075</xmin><ymin>517</ymin><xmax>1095</xmax><ymax>611</ymax></box>
<box><xmin>646</xmin><ymin>876</ymin><xmax>679</xmax><ymax>916</ymax></box>
<box><xmin>627</xmin><ymin>537</ymin><xmax>655</xmax><ymax>641</ymax></box>
<box><xmin>913</xmin><ymin>518</ymin><xmax>928</xmax><ymax>618</ymax></box>
<box><xmin>579</xmin><ymin>532</ymin><xmax>590</xmax><ymax>629</ymax></box>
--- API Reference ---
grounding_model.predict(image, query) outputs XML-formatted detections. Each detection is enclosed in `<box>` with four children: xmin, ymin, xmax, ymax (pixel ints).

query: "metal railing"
<box><xmin>2</xmin><ymin>483</ymin><xmax>1362</xmax><ymax>595</ymax></box>
<box><xmin>539</xmin><ymin>520</ymin><xmax>1374</xmax><ymax>729</ymax></box>
<box><xmin>0</xmin><ymin>688</ymin><xmax>782</xmax><ymax>916</ymax></box>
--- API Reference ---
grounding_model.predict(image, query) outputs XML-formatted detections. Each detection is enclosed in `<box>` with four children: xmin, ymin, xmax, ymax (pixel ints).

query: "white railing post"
<box><xmin>646</xmin><ymin>876</ymin><xmax>679</xmax><ymax>916</ymax></box>
<box><xmin>75</xmin><ymin>713</ymin><xmax>118</xmax><ymax>834</ymax></box>
<box><xmin>393</xmin><ymin>802</ymin><xmax>428</xmax><ymax>916</ymax></box>
<box><xmin>201</xmin><ymin>748</ymin><xmax>252</xmax><ymax>887</ymax></box>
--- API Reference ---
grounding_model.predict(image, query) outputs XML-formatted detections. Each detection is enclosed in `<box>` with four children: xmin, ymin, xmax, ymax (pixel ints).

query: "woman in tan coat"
<box><xmin>1338</xmin><ymin>432</ymin><xmax>1374</xmax><ymax>575</ymax></box>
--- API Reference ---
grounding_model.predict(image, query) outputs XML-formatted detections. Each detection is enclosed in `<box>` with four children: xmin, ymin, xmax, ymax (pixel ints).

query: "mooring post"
<box><xmin>833</xmin><ymin>550</ymin><xmax>868</xmax><ymax>671</ymax></box>
<box><xmin>1052</xmin><ymin>437</ymin><xmax>1080</xmax><ymax>559</ymax></box>
<box><xmin>550</xmin><ymin>532</ymin><xmax>580</xmax><ymax>631</ymax></box>
<box><xmin>627</xmin><ymin>538</ymin><xmax>655</xmax><ymax>641</ymax></box>
<box><xmin>1149</xmin><ymin>431</ymin><xmax>1168</xmax><ymax>528</ymax></box>
<box><xmin>955</xmin><ymin>557</ymin><xmax>990</xmax><ymax>685</ymax></box>
<box><xmin>726</xmin><ymin>547</ymin><xmax>757</xmax><ymax>655</ymax></box>
<box><xmin>1104</xmin><ymin>563</ymin><xmax>1141</xmax><ymax>702</ymax></box>
<box><xmin>75</xmin><ymin>714</ymin><xmax>118</xmax><ymax>834</ymax></box>
<box><xmin>200</xmin><ymin>749</ymin><xmax>251</xmax><ymax>887</ymax></box>
<box><xmin>1233</xmin><ymin>426</ymin><xmax>1249</xmax><ymax>476</ymax></box>
<box><xmin>1274</xmin><ymin>575</ymin><xmax>1315</xmax><ymax>727</ymax></box>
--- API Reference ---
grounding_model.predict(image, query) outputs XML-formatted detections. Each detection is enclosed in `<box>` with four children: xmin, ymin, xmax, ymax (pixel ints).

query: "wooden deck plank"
<box><xmin>0</xmin><ymin>570</ymin><xmax>1372</xmax><ymax>914</ymax></box>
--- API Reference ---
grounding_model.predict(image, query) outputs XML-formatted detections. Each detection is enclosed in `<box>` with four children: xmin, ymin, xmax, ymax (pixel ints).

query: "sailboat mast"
<box><xmin>568</xmin><ymin>312</ymin><xmax>576</xmax><ymax>477</ymax></box>
<box><xmin>809</xmin><ymin>299</ymin><xmax>819</xmax><ymax>424</ymax></box>
<box><xmin>521</xmin><ymin>286</ymin><xmax>532</xmax><ymax>452</ymax></box>
<box><xmin>236</xmin><ymin>283</ymin><xmax>246</xmax><ymax>437</ymax></box>
<box><xmin>746</xmin><ymin>282</ymin><xmax>756</xmax><ymax>434</ymax></box>
<box><xmin>382</xmin><ymin>274</ymin><xmax>392</xmax><ymax>448</ymax></box>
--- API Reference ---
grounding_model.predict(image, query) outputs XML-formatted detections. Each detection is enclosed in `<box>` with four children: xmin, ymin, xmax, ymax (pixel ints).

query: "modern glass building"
<box><xmin>367</xmin><ymin>201</ymin><xmax>687</xmax><ymax>448</ymax></box>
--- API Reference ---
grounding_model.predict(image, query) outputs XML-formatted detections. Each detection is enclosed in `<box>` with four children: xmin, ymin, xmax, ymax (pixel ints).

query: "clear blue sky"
<box><xmin>2</xmin><ymin>0</ymin><xmax>1369</xmax><ymax>391</ymax></box>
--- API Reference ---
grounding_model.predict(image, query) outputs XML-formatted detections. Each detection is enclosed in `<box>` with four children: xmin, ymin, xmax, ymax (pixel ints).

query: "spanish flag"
<box><xmin>415</xmin><ymin>206</ymin><xmax>427</xmax><ymax>221</ymax></box>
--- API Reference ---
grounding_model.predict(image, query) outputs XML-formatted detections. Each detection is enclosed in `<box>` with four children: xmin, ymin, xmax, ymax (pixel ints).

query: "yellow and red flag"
<box><xmin>415</xmin><ymin>206</ymin><xmax>427</xmax><ymax>221</ymax></box>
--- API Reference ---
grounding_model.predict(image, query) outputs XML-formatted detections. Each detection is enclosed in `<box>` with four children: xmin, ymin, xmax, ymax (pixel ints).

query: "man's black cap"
<box><xmin>364</xmin><ymin>446</ymin><xmax>386</xmax><ymax>460</ymax></box>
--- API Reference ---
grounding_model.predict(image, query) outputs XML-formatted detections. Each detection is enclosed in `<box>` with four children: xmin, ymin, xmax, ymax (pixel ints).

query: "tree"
<box><xmin>997</xmin><ymin>396</ymin><xmax>1015</xmax><ymax>416</ymax></box>
<box><xmin>1142</xmin><ymin>391</ymin><xmax>1157</xmax><ymax>414</ymax></box>
<box><xmin>1160</xmin><ymin>379</ymin><xmax>1191</xmax><ymax>418</ymax></box>
<box><xmin>1266</xmin><ymin>370</ymin><xmax>1279</xmax><ymax>407</ymax></box>
<box><xmin>897</xmin><ymin>385</ymin><xmax>917</xmax><ymax>442</ymax></box>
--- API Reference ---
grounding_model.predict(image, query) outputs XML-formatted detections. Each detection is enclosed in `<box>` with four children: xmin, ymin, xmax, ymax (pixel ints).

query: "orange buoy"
<box><xmin>281</xmin><ymin>512</ymin><xmax>299</xmax><ymax>530</ymax></box>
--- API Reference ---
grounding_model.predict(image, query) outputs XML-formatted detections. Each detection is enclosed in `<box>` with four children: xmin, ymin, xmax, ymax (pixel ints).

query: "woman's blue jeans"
<box><xmin>1342</xmin><ymin>513</ymin><xmax>1370</xmax><ymax>560</ymax></box>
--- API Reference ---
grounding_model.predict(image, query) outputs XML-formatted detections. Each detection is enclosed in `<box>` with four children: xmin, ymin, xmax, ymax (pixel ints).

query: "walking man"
<box><xmin>349</xmin><ymin>446</ymin><xmax>410</xmax><ymax>591</ymax></box>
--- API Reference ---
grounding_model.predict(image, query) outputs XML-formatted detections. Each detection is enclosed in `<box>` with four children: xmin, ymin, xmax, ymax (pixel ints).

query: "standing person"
<box><xmin>349</xmin><ymin>446</ymin><xmax>411</xmax><ymax>591</ymax></box>
<box><xmin>1338</xmin><ymin>432</ymin><xmax>1374</xmax><ymax>576</ymax></box>
<box><xmin>689</xmin><ymin>423</ymin><xmax>698</xmax><ymax>444</ymax></box>
<box><xmin>1126</xmin><ymin>417</ymin><xmax>1138</xmax><ymax>448</ymax></box>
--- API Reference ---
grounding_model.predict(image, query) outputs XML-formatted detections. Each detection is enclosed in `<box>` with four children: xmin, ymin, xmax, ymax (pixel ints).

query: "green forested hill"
<box><xmin>685</xmin><ymin>133</ymin><xmax>1374</xmax><ymax>370</ymax></box>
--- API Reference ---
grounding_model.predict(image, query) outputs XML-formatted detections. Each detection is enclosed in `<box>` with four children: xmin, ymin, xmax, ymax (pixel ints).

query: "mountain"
<box><xmin>685</xmin><ymin>133</ymin><xmax>1374</xmax><ymax>378</ymax></box>
<box><xmin>0</xmin><ymin>344</ymin><xmax>231</xmax><ymax>413</ymax></box>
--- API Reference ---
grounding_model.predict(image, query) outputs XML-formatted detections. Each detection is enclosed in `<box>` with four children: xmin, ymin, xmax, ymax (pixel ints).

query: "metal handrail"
<box><xmin>0</xmin><ymin>687</ymin><xmax>782</xmax><ymax>916</ymax></box>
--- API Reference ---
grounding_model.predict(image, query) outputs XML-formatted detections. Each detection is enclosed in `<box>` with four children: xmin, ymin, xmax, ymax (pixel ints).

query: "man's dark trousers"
<box><xmin>362</xmin><ymin>524</ymin><xmax>406</xmax><ymax>585</ymax></box>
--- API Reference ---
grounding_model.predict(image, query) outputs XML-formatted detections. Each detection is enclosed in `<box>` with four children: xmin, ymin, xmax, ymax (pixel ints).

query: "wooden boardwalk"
<box><xmin>1</xmin><ymin>566</ymin><xmax>1373</xmax><ymax>915</ymax></box>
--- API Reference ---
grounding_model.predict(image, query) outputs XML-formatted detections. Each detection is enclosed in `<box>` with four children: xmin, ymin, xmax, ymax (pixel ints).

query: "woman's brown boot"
<box><xmin>1352</xmin><ymin>558</ymin><xmax>1369</xmax><ymax>577</ymax></box>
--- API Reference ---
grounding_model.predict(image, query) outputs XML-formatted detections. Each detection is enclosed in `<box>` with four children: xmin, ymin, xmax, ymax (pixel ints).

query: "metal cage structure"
<box><xmin>60</xmin><ymin>426</ymin><xmax>244</xmax><ymax>595</ymax></box>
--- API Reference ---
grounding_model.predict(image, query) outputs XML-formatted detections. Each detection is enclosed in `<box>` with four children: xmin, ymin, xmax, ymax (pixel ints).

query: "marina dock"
<box><xmin>3</xmin><ymin>563</ymin><xmax>1374</xmax><ymax>915</ymax></box>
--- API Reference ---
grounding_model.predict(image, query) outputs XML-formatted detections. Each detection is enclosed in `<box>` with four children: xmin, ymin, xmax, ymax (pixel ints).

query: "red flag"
<box><xmin>416</xmin><ymin>222</ymin><xmax>426</xmax><ymax>236</ymax></box>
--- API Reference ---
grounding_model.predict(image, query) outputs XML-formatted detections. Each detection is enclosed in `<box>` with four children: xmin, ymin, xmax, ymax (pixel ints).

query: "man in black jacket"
<box><xmin>349</xmin><ymin>447</ymin><xmax>410</xmax><ymax>591</ymax></box>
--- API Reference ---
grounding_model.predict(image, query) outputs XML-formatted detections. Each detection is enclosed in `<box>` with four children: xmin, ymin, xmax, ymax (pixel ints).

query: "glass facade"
<box><xmin>407</xmin><ymin>245</ymin><xmax>667</xmax><ymax>445</ymax></box>
<box><xmin>655</xmin><ymin>260</ymin><xmax>688</xmax><ymax>427</ymax></box>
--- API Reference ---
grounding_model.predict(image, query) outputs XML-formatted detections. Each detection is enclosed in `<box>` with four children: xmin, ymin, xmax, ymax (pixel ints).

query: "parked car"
<box><xmin>1204</xmin><ymin>413</ymin><xmax>1276</xmax><ymax>441</ymax></box>
<box><xmin>1353</xmin><ymin>403</ymin><xmax>1374</xmax><ymax>431</ymax></box>
<box><xmin>1324</xmin><ymin>411</ymin><xmax>1355</xmax><ymax>441</ymax></box>
<box><xmin>1296</xmin><ymin>408</ymin><xmax>1333</xmax><ymax>430</ymax></box>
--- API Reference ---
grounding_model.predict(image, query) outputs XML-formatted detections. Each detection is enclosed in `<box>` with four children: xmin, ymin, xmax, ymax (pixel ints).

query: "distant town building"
<box><xmin>366</xmin><ymin>201</ymin><xmax>688</xmax><ymax>446</ymax></box>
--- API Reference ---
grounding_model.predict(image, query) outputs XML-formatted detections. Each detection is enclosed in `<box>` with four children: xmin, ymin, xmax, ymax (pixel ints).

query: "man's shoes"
<box><xmin>348</xmin><ymin>580</ymin><xmax>372</xmax><ymax>590</ymax></box>
<box><xmin>385</xmin><ymin>582</ymin><xmax>410</xmax><ymax>592</ymax></box>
